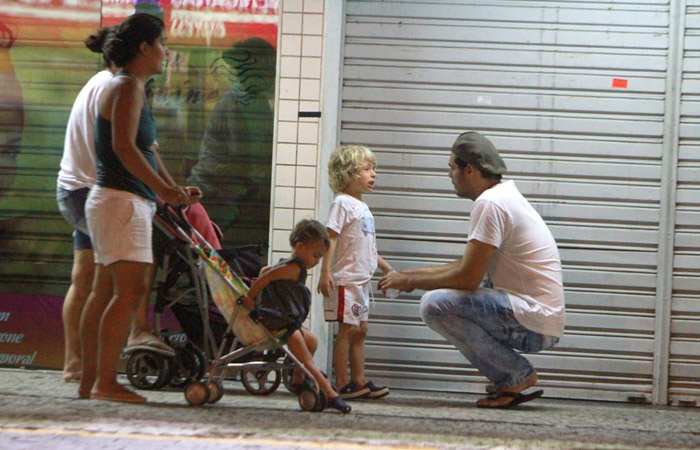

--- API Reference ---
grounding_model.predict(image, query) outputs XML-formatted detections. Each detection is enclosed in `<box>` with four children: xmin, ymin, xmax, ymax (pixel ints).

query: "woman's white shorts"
<box><xmin>85</xmin><ymin>186</ymin><xmax>156</xmax><ymax>266</ymax></box>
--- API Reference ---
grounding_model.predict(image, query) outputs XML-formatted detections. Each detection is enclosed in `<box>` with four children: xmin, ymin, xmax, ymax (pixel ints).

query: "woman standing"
<box><xmin>57</xmin><ymin>26</ymin><xmax>117</xmax><ymax>383</ymax></box>
<box><xmin>78</xmin><ymin>13</ymin><xmax>195</xmax><ymax>403</ymax></box>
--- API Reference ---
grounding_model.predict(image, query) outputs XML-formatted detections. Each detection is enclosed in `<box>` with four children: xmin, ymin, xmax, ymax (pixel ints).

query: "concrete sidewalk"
<box><xmin>0</xmin><ymin>368</ymin><xmax>698</xmax><ymax>449</ymax></box>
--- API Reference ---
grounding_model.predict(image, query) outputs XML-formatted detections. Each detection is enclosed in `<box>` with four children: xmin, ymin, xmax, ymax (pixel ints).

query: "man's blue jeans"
<box><xmin>420</xmin><ymin>288</ymin><xmax>559</xmax><ymax>391</ymax></box>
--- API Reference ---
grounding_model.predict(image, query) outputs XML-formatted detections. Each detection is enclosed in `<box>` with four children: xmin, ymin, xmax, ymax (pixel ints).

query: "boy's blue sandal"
<box><xmin>327</xmin><ymin>396</ymin><xmax>352</xmax><ymax>413</ymax></box>
<box><xmin>477</xmin><ymin>389</ymin><xmax>544</xmax><ymax>409</ymax></box>
<box><xmin>339</xmin><ymin>381</ymin><xmax>370</xmax><ymax>400</ymax></box>
<box><xmin>363</xmin><ymin>380</ymin><xmax>389</xmax><ymax>399</ymax></box>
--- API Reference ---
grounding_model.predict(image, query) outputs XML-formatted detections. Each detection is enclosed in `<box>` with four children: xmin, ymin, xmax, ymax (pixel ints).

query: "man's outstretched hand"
<box><xmin>378</xmin><ymin>270</ymin><xmax>414</xmax><ymax>295</ymax></box>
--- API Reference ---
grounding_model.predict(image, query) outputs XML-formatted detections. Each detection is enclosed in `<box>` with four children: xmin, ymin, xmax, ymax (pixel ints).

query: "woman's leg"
<box><xmin>77</xmin><ymin>264</ymin><xmax>112</xmax><ymax>398</ymax></box>
<box><xmin>126</xmin><ymin>262</ymin><xmax>173</xmax><ymax>353</ymax></box>
<box><xmin>92</xmin><ymin>261</ymin><xmax>152</xmax><ymax>397</ymax></box>
<box><xmin>62</xmin><ymin>248</ymin><xmax>95</xmax><ymax>381</ymax></box>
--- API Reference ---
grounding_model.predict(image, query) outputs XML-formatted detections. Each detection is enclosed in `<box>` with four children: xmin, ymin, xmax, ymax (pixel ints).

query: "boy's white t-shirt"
<box><xmin>468</xmin><ymin>180</ymin><xmax>565</xmax><ymax>337</ymax></box>
<box><xmin>57</xmin><ymin>70</ymin><xmax>113</xmax><ymax>191</ymax></box>
<box><xmin>326</xmin><ymin>193</ymin><xmax>378</xmax><ymax>285</ymax></box>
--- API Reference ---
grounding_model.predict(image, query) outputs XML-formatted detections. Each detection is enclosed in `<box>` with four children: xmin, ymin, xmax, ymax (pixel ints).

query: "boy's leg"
<box><xmin>420</xmin><ymin>288</ymin><xmax>549</xmax><ymax>406</ymax></box>
<box><xmin>333</xmin><ymin>323</ymin><xmax>353</xmax><ymax>389</ymax></box>
<box><xmin>291</xmin><ymin>327</ymin><xmax>318</xmax><ymax>385</ymax></box>
<box><xmin>77</xmin><ymin>263</ymin><xmax>112</xmax><ymax>399</ymax></box>
<box><xmin>288</xmin><ymin>330</ymin><xmax>336</xmax><ymax>398</ymax></box>
<box><xmin>334</xmin><ymin>283</ymin><xmax>372</xmax><ymax>398</ymax></box>
<box><xmin>348</xmin><ymin>321</ymin><xmax>368</xmax><ymax>386</ymax></box>
<box><xmin>336</xmin><ymin>323</ymin><xmax>370</xmax><ymax>399</ymax></box>
<box><xmin>302</xmin><ymin>327</ymin><xmax>318</xmax><ymax>354</ymax></box>
<box><xmin>289</xmin><ymin>331</ymin><xmax>351</xmax><ymax>413</ymax></box>
<box><xmin>350</xmin><ymin>321</ymin><xmax>390</xmax><ymax>399</ymax></box>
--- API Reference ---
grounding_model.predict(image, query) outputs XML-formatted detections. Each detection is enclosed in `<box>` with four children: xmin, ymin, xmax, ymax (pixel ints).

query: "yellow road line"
<box><xmin>0</xmin><ymin>427</ymin><xmax>440</xmax><ymax>450</ymax></box>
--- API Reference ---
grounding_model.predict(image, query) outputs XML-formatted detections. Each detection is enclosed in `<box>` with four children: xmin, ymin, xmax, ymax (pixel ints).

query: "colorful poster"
<box><xmin>0</xmin><ymin>0</ymin><xmax>278</xmax><ymax>370</ymax></box>
<box><xmin>0</xmin><ymin>293</ymin><xmax>185</xmax><ymax>370</ymax></box>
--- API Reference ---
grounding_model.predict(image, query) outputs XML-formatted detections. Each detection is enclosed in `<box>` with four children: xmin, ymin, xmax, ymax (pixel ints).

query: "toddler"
<box><xmin>242</xmin><ymin>219</ymin><xmax>351</xmax><ymax>413</ymax></box>
<box><xmin>318</xmin><ymin>145</ymin><xmax>392</xmax><ymax>400</ymax></box>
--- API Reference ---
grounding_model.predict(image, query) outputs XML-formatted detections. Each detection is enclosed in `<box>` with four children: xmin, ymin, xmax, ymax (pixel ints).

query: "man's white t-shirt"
<box><xmin>326</xmin><ymin>193</ymin><xmax>378</xmax><ymax>285</ymax></box>
<box><xmin>468</xmin><ymin>180</ymin><xmax>565</xmax><ymax>337</ymax></box>
<box><xmin>57</xmin><ymin>70</ymin><xmax>113</xmax><ymax>191</ymax></box>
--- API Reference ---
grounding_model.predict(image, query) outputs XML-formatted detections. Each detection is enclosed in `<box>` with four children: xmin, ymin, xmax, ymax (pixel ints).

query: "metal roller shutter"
<box><xmin>339</xmin><ymin>0</ymin><xmax>672</xmax><ymax>402</ymax></box>
<box><xmin>672</xmin><ymin>0</ymin><xmax>700</xmax><ymax>407</ymax></box>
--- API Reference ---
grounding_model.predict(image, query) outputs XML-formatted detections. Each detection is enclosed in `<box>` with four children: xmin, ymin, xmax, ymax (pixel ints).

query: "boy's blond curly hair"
<box><xmin>327</xmin><ymin>145</ymin><xmax>377</xmax><ymax>193</ymax></box>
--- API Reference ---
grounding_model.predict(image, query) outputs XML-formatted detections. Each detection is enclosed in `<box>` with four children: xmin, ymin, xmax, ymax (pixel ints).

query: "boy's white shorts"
<box><xmin>85</xmin><ymin>186</ymin><xmax>156</xmax><ymax>266</ymax></box>
<box><xmin>323</xmin><ymin>281</ymin><xmax>370</xmax><ymax>326</ymax></box>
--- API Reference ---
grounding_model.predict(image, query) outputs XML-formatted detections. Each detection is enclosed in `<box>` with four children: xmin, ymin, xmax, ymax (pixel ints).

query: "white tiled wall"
<box><xmin>270</xmin><ymin>0</ymin><xmax>326</xmax><ymax>275</ymax></box>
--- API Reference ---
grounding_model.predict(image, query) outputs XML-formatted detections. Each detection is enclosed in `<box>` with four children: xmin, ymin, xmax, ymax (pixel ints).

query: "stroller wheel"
<box><xmin>281</xmin><ymin>356</ymin><xmax>295</xmax><ymax>392</ymax></box>
<box><xmin>241</xmin><ymin>369</ymin><xmax>281</xmax><ymax>395</ymax></box>
<box><xmin>168</xmin><ymin>347</ymin><xmax>196</xmax><ymax>389</ymax></box>
<box><xmin>186</xmin><ymin>342</ymin><xmax>207</xmax><ymax>382</ymax></box>
<box><xmin>166</xmin><ymin>339</ymin><xmax>207</xmax><ymax>389</ymax></box>
<box><xmin>314</xmin><ymin>388</ymin><xmax>327</xmax><ymax>412</ymax></box>
<box><xmin>184</xmin><ymin>381</ymin><xmax>209</xmax><ymax>406</ymax></box>
<box><xmin>298</xmin><ymin>387</ymin><xmax>320</xmax><ymax>412</ymax></box>
<box><xmin>126</xmin><ymin>351</ymin><xmax>170</xmax><ymax>390</ymax></box>
<box><xmin>206</xmin><ymin>380</ymin><xmax>224</xmax><ymax>404</ymax></box>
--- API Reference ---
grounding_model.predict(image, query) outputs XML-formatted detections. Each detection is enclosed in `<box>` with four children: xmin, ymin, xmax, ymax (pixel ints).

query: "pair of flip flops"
<box><xmin>477</xmin><ymin>389</ymin><xmax>544</xmax><ymax>409</ymax></box>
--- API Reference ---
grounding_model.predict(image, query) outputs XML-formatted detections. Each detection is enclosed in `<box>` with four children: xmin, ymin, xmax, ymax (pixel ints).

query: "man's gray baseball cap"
<box><xmin>451</xmin><ymin>131</ymin><xmax>507</xmax><ymax>175</ymax></box>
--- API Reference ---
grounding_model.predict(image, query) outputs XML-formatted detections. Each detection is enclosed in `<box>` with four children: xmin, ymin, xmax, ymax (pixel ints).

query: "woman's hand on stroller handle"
<box><xmin>185</xmin><ymin>186</ymin><xmax>203</xmax><ymax>203</ymax></box>
<box><xmin>160</xmin><ymin>185</ymin><xmax>190</xmax><ymax>206</ymax></box>
<box><xmin>160</xmin><ymin>185</ymin><xmax>203</xmax><ymax>206</ymax></box>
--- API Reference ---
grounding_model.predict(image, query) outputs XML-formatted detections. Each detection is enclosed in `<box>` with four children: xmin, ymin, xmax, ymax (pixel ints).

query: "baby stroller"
<box><xmin>124</xmin><ymin>203</ymin><xmax>290</xmax><ymax>396</ymax></box>
<box><xmin>171</xmin><ymin>214</ymin><xmax>328</xmax><ymax>411</ymax></box>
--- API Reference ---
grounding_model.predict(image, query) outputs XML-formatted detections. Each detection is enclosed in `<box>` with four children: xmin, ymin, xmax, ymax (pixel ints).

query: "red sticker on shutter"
<box><xmin>612</xmin><ymin>78</ymin><xmax>628</xmax><ymax>88</ymax></box>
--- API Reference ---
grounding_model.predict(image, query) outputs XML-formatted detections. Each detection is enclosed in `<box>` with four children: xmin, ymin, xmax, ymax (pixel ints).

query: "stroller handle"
<box><xmin>155</xmin><ymin>200</ymin><xmax>212</xmax><ymax>250</ymax></box>
<box><xmin>158</xmin><ymin>200</ymin><xmax>191</xmax><ymax>231</ymax></box>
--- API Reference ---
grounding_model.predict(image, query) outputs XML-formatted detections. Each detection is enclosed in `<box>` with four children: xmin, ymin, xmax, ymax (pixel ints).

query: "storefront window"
<box><xmin>0</xmin><ymin>0</ymin><xmax>278</xmax><ymax>369</ymax></box>
<box><xmin>0</xmin><ymin>0</ymin><xmax>278</xmax><ymax>297</ymax></box>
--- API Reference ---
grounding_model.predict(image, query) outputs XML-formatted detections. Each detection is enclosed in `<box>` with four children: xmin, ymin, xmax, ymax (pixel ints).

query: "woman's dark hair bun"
<box><xmin>84</xmin><ymin>26</ymin><xmax>114</xmax><ymax>54</ymax></box>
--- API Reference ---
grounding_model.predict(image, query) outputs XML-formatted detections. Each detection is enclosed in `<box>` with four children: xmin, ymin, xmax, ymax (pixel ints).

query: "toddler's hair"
<box><xmin>327</xmin><ymin>145</ymin><xmax>376</xmax><ymax>193</ymax></box>
<box><xmin>290</xmin><ymin>219</ymin><xmax>330</xmax><ymax>248</ymax></box>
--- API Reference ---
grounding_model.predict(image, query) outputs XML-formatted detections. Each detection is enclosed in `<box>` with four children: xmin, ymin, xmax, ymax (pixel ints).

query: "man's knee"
<box><xmin>419</xmin><ymin>290</ymin><xmax>443</xmax><ymax>324</ymax></box>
